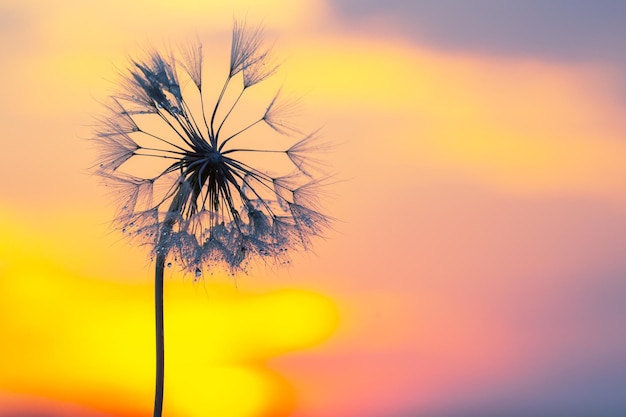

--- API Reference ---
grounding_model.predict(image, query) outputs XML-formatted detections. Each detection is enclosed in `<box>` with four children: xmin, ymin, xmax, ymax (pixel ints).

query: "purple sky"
<box><xmin>331</xmin><ymin>0</ymin><xmax>626</xmax><ymax>63</ymax></box>
<box><xmin>322</xmin><ymin>2</ymin><xmax>626</xmax><ymax>416</ymax></box>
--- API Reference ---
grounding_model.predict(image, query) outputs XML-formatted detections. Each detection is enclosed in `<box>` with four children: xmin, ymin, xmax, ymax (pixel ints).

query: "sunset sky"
<box><xmin>2</xmin><ymin>1</ymin><xmax>626</xmax><ymax>416</ymax></box>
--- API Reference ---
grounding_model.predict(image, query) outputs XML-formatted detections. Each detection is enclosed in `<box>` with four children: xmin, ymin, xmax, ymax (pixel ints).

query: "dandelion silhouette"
<box><xmin>92</xmin><ymin>21</ymin><xmax>331</xmax><ymax>417</ymax></box>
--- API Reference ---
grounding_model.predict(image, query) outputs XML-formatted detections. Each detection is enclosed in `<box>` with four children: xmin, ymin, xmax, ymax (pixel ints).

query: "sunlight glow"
<box><xmin>0</xmin><ymin>208</ymin><xmax>338</xmax><ymax>417</ymax></box>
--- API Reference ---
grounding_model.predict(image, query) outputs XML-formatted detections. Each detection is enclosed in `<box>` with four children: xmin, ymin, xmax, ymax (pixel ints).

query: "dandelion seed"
<box><xmin>91</xmin><ymin>20</ymin><xmax>332</xmax><ymax>417</ymax></box>
<box><xmin>178</xmin><ymin>38</ymin><xmax>203</xmax><ymax>89</ymax></box>
<box><xmin>242</xmin><ymin>49</ymin><xmax>278</xmax><ymax>88</ymax></box>
<box><xmin>264</xmin><ymin>88</ymin><xmax>303</xmax><ymax>135</ymax></box>
<box><xmin>230</xmin><ymin>21</ymin><xmax>266</xmax><ymax>77</ymax></box>
<box><xmin>287</xmin><ymin>128</ymin><xmax>333</xmax><ymax>177</ymax></box>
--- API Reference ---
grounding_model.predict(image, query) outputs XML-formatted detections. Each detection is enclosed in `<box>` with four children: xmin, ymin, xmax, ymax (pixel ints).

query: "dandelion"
<box><xmin>91</xmin><ymin>21</ymin><xmax>331</xmax><ymax>417</ymax></box>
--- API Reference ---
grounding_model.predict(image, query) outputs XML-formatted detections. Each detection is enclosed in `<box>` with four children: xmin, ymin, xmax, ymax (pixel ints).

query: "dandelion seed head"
<box><xmin>92</xmin><ymin>21</ymin><xmax>332</xmax><ymax>275</ymax></box>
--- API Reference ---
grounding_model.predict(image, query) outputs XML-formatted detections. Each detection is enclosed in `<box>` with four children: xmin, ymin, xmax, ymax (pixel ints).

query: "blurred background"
<box><xmin>1</xmin><ymin>0</ymin><xmax>626</xmax><ymax>416</ymax></box>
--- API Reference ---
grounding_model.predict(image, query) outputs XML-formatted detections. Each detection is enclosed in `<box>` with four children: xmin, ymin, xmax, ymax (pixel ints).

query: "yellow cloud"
<box><xmin>0</xmin><ymin>207</ymin><xmax>338</xmax><ymax>417</ymax></box>
<box><xmin>284</xmin><ymin>35</ymin><xmax>626</xmax><ymax>197</ymax></box>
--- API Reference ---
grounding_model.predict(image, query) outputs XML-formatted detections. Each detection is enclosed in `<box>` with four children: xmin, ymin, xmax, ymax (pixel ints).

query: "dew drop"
<box><xmin>195</xmin><ymin>268</ymin><xmax>202</xmax><ymax>277</ymax></box>
<box><xmin>167</xmin><ymin>262</ymin><xmax>172</xmax><ymax>268</ymax></box>
<box><xmin>122</xmin><ymin>228</ymin><xmax>126</xmax><ymax>233</ymax></box>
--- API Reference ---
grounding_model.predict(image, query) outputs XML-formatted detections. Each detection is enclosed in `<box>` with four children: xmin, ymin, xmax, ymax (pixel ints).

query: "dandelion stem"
<box><xmin>138</xmin><ymin>129</ymin><xmax>189</xmax><ymax>153</ymax></box>
<box><xmin>210</xmin><ymin>76</ymin><xmax>231</xmax><ymax>144</ymax></box>
<box><xmin>224</xmin><ymin>157</ymin><xmax>275</xmax><ymax>182</ymax></box>
<box><xmin>221</xmin><ymin>148</ymin><xmax>283</xmax><ymax>155</ymax></box>
<box><xmin>199</xmin><ymin>87</ymin><xmax>212</xmax><ymax>142</ymax></box>
<box><xmin>155</xmin><ymin>110</ymin><xmax>196</xmax><ymax>149</ymax></box>
<box><xmin>139</xmin><ymin>146</ymin><xmax>187</xmax><ymax>156</ymax></box>
<box><xmin>218</xmin><ymin>118</ymin><xmax>262</xmax><ymax>151</ymax></box>
<box><xmin>153</xmin><ymin>252</ymin><xmax>165</xmax><ymax>417</ymax></box>
<box><xmin>216</xmin><ymin>89</ymin><xmax>245</xmax><ymax>139</ymax></box>
<box><xmin>181</xmin><ymin>98</ymin><xmax>205</xmax><ymax>142</ymax></box>
<box><xmin>152</xmin><ymin>191</ymin><xmax>187</xmax><ymax>417</ymax></box>
<box><xmin>134</xmin><ymin>152</ymin><xmax>185</xmax><ymax>160</ymax></box>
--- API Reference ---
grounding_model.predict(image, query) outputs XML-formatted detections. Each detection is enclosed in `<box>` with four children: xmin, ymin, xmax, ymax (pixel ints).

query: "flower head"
<box><xmin>93</xmin><ymin>22</ymin><xmax>331</xmax><ymax>275</ymax></box>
